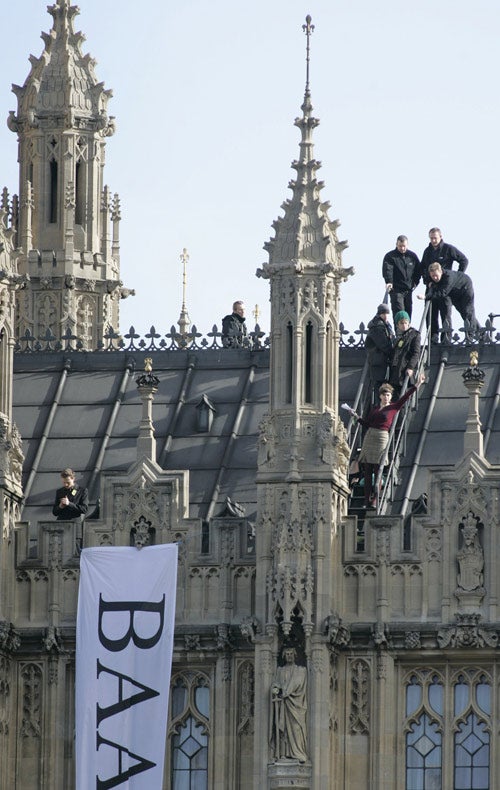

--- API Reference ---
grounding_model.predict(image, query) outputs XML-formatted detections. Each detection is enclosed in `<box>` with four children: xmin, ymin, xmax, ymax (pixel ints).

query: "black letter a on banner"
<box><xmin>96</xmin><ymin>733</ymin><xmax>156</xmax><ymax>789</ymax></box>
<box><xmin>96</xmin><ymin>660</ymin><xmax>160</xmax><ymax>726</ymax></box>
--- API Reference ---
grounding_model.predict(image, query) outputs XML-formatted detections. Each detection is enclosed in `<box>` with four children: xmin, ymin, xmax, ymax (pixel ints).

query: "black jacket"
<box><xmin>426</xmin><ymin>270</ymin><xmax>473</xmax><ymax>301</ymax></box>
<box><xmin>382</xmin><ymin>248</ymin><xmax>421</xmax><ymax>292</ymax></box>
<box><xmin>421</xmin><ymin>241</ymin><xmax>468</xmax><ymax>282</ymax></box>
<box><xmin>221</xmin><ymin>312</ymin><xmax>247</xmax><ymax>346</ymax></box>
<box><xmin>389</xmin><ymin>327</ymin><xmax>421</xmax><ymax>388</ymax></box>
<box><xmin>365</xmin><ymin>315</ymin><xmax>395</xmax><ymax>381</ymax></box>
<box><xmin>52</xmin><ymin>485</ymin><xmax>89</xmax><ymax>520</ymax></box>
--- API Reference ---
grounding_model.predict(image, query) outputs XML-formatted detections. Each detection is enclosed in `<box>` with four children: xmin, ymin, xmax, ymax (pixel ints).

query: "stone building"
<box><xmin>1</xmin><ymin>3</ymin><xmax>500</xmax><ymax>789</ymax></box>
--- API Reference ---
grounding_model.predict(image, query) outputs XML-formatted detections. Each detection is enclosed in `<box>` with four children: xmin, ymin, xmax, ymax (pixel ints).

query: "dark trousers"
<box><xmin>430</xmin><ymin>289</ymin><xmax>478</xmax><ymax>338</ymax></box>
<box><xmin>389</xmin><ymin>289</ymin><xmax>412</xmax><ymax>321</ymax></box>
<box><xmin>429</xmin><ymin>298</ymin><xmax>451</xmax><ymax>339</ymax></box>
<box><xmin>452</xmin><ymin>289</ymin><xmax>478</xmax><ymax>332</ymax></box>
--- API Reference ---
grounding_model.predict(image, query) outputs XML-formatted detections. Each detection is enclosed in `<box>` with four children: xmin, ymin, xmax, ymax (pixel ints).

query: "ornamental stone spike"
<box><xmin>262</xmin><ymin>14</ymin><xmax>350</xmax><ymax>271</ymax></box>
<box><xmin>135</xmin><ymin>358</ymin><xmax>160</xmax><ymax>461</ymax></box>
<box><xmin>177</xmin><ymin>248</ymin><xmax>192</xmax><ymax>338</ymax></box>
<box><xmin>462</xmin><ymin>350</ymin><xmax>485</xmax><ymax>457</ymax></box>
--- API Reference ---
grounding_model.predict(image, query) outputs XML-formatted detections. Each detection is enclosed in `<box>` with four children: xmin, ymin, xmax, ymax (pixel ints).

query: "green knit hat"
<box><xmin>394</xmin><ymin>310</ymin><xmax>410</xmax><ymax>325</ymax></box>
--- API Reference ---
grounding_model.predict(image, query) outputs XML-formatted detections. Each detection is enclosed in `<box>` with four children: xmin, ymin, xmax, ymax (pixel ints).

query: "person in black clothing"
<box><xmin>421</xmin><ymin>227</ymin><xmax>468</xmax><ymax>284</ymax></box>
<box><xmin>52</xmin><ymin>468</ymin><xmax>88</xmax><ymax>521</ymax></box>
<box><xmin>382</xmin><ymin>235</ymin><xmax>422</xmax><ymax>320</ymax></box>
<box><xmin>365</xmin><ymin>303</ymin><xmax>395</xmax><ymax>402</ymax></box>
<box><xmin>221</xmin><ymin>300</ymin><xmax>247</xmax><ymax>347</ymax></box>
<box><xmin>426</xmin><ymin>263</ymin><xmax>479</xmax><ymax>341</ymax></box>
<box><xmin>389</xmin><ymin>311</ymin><xmax>421</xmax><ymax>397</ymax></box>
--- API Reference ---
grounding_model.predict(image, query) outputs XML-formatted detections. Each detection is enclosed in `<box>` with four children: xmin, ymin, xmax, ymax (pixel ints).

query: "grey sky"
<box><xmin>2</xmin><ymin>1</ymin><xmax>498</xmax><ymax>337</ymax></box>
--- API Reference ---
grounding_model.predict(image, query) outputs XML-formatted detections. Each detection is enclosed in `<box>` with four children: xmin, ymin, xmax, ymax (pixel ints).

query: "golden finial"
<box><xmin>470</xmin><ymin>351</ymin><xmax>478</xmax><ymax>367</ymax></box>
<box><xmin>252</xmin><ymin>304</ymin><xmax>260</xmax><ymax>324</ymax></box>
<box><xmin>144</xmin><ymin>357</ymin><xmax>153</xmax><ymax>373</ymax></box>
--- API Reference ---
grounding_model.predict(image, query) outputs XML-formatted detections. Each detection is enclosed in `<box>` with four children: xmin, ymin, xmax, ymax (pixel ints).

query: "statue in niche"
<box><xmin>457</xmin><ymin>512</ymin><xmax>484</xmax><ymax>592</ymax></box>
<box><xmin>257</xmin><ymin>415</ymin><xmax>276</xmax><ymax>467</ymax></box>
<box><xmin>270</xmin><ymin>646</ymin><xmax>308</xmax><ymax>763</ymax></box>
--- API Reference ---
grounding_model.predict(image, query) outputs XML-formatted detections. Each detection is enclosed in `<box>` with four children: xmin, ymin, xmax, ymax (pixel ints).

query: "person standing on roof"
<box><xmin>52</xmin><ymin>468</ymin><xmax>88</xmax><ymax>521</ymax></box>
<box><xmin>421</xmin><ymin>227</ymin><xmax>468</xmax><ymax>284</ymax></box>
<box><xmin>382</xmin><ymin>235</ymin><xmax>422</xmax><ymax>321</ymax></box>
<box><xmin>389</xmin><ymin>311</ymin><xmax>421</xmax><ymax>398</ymax></box>
<box><xmin>365</xmin><ymin>303</ymin><xmax>395</xmax><ymax>403</ymax></box>
<box><xmin>221</xmin><ymin>300</ymin><xmax>247</xmax><ymax>347</ymax></box>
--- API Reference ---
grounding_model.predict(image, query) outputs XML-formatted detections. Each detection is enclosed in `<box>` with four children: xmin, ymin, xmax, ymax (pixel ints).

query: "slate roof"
<box><xmin>13</xmin><ymin>343</ymin><xmax>500</xmax><ymax>530</ymax></box>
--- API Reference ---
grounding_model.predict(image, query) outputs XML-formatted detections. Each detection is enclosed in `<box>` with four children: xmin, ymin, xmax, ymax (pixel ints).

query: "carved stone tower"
<box><xmin>7</xmin><ymin>0</ymin><xmax>133</xmax><ymax>348</ymax></box>
<box><xmin>0</xmin><ymin>210</ymin><xmax>24</xmax><ymax>626</ymax></box>
<box><xmin>254</xmin><ymin>17</ymin><xmax>353</xmax><ymax>789</ymax></box>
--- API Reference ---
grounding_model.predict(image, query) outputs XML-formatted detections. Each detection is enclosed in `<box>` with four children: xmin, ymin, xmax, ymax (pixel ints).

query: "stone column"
<box><xmin>135</xmin><ymin>358</ymin><xmax>159</xmax><ymax>461</ymax></box>
<box><xmin>462</xmin><ymin>353</ymin><xmax>485</xmax><ymax>457</ymax></box>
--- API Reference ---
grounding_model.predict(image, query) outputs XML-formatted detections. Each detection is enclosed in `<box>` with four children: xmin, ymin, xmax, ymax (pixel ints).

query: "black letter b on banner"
<box><xmin>98</xmin><ymin>595</ymin><xmax>166</xmax><ymax>652</ymax></box>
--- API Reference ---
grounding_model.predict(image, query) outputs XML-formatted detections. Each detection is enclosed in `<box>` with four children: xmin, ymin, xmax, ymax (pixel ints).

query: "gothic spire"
<box><xmin>263</xmin><ymin>16</ymin><xmax>347</xmax><ymax>268</ymax></box>
<box><xmin>10</xmin><ymin>0</ymin><xmax>114</xmax><ymax>136</ymax></box>
<box><xmin>6</xmin><ymin>0</ymin><xmax>132</xmax><ymax>349</ymax></box>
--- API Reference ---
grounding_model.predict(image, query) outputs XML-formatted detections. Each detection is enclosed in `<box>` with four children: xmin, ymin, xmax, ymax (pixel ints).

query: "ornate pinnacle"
<box><xmin>177</xmin><ymin>248</ymin><xmax>192</xmax><ymax>338</ymax></box>
<box><xmin>302</xmin><ymin>15</ymin><xmax>315</xmax><ymax>96</ymax></box>
<box><xmin>462</xmin><ymin>351</ymin><xmax>485</xmax><ymax>385</ymax></box>
<box><xmin>136</xmin><ymin>357</ymin><xmax>159</xmax><ymax>389</ymax></box>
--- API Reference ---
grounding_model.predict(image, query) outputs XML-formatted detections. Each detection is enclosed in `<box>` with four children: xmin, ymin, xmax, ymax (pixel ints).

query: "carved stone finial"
<box><xmin>462</xmin><ymin>354</ymin><xmax>485</xmax><ymax>385</ymax></box>
<box><xmin>135</xmin><ymin>360</ymin><xmax>159</xmax><ymax>390</ymax></box>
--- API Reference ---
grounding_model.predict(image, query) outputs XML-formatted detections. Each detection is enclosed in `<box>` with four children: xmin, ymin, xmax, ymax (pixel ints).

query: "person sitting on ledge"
<box><xmin>221</xmin><ymin>300</ymin><xmax>247</xmax><ymax>347</ymax></box>
<box><xmin>52</xmin><ymin>468</ymin><xmax>88</xmax><ymax>521</ymax></box>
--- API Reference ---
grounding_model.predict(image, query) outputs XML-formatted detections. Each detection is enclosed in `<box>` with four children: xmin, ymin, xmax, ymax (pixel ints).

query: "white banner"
<box><xmin>76</xmin><ymin>544</ymin><xmax>178</xmax><ymax>790</ymax></box>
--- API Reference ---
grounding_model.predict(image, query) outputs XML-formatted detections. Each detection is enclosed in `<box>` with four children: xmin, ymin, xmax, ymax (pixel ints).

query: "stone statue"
<box><xmin>457</xmin><ymin>513</ymin><xmax>484</xmax><ymax>591</ymax></box>
<box><xmin>270</xmin><ymin>647</ymin><xmax>308</xmax><ymax>763</ymax></box>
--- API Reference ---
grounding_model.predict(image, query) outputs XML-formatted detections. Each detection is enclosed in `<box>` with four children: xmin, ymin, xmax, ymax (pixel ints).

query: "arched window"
<box><xmin>49</xmin><ymin>158</ymin><xmax>58</xmax><ymax>223</ymax></box>
<box><xmin>285</xmin><ymin>321</ymin><xmax>293</xmax><ymax>404</ymax></box>
<box><xmin>304</xmin><ymin>320</ymin><xmax>313</xmax><ymax>404</ymax></box>
<box><xmin>405</xmin><ymin>673</ymin><xmax>443</xmax><ymax>789</ymax></box>
<box><xmin>75</xmin><ymin>137</ymin><xmax>87</xmax><ymax>226</ymax></box>
<box><xmin>453</xmin><ymin>673</ymin><xmax>490</xmax><ymax>790</ymax></box>
<box><xmin>48</xmin><ymin>137</ymin><xmax>58</xmax><ymax>224</ymax></box>
<box><xmin>404</xmin><ymin>668</ymin><xmax>492</xmax><ymax>789</ymax></box>
<box><xmin>169</xmin><ymin>672</ymin><xmax>210</xmax><ymax>789</ymax></box>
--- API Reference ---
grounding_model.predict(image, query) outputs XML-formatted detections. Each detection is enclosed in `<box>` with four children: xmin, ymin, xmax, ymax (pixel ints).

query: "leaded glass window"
<box><xmin>404</xmin><ymin>668</ymin><xmax>492</xmax><ymax>790</ymax></box>
<box><xmin>169</xmin><ymin>672</ymin><xmax>210</xmax><ymax>789</ymax></box>
<box><xmin>405</xmin><ymin>673</ymin><xmax>443</xmax><ymax>789</ymax></box>
<box><xmin>453</xmin><ymin>672</ymin><xmax>491</xmax><ymax>790</ymax></box>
